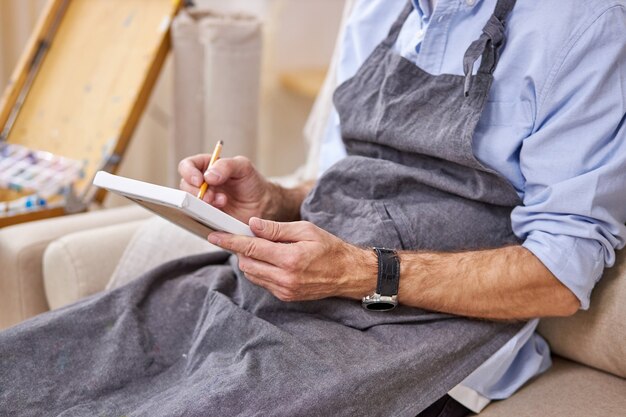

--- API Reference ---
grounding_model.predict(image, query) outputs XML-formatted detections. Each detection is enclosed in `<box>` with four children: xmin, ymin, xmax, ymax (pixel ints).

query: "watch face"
<box><xmin>363</xmin><ymin>302</ymin><xmax>396</xmax><ymax>312</ymax></box>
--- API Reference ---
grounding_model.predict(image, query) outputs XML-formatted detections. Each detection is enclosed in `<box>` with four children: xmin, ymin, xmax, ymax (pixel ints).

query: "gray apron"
<box><xmin>303</xmin><ymin>0</ymin><xmax>522</xmax><ymax>252</ymax></box>
<box><xmin>0</xmin><ymin>1</ymin><xmax>525</xmax><ymax>416</ymax></box>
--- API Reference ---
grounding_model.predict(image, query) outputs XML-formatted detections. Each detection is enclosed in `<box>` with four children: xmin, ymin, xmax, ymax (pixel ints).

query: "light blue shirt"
<box><xmin>320</xmin><ymin>0</ymin><xmax>626</xmax><ymax>411</ymax></box>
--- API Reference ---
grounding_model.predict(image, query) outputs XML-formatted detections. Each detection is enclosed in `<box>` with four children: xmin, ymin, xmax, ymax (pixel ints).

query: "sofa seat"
<box><xmin>480</xmin><ymin>357</ymin><xmax>626</xmax><ymax>416</ymax></box>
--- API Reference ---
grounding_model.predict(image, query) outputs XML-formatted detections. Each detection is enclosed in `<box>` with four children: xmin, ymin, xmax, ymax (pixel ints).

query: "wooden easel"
<box><xmin>0</xmin><ymin>0</ymin><xmax>182</xmax><ymax>227</ymax></box>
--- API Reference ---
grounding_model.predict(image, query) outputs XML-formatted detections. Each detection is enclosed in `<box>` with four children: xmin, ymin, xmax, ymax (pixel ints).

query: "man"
<box><xmin>1</xmin><ymin>0</ymin><xmax>624</xmax><ymax>416</ymax></box>
<box><xmin>177</xmin><ymin>0</ymin><xmax>626</xmax><ymax>415</ymax></box>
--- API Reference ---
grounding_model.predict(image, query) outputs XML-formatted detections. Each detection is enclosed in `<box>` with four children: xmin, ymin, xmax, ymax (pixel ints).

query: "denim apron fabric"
<box><xmin>303</xmin><ymin>0</ymin><xmax>522</xmax><ymax>252</ymax></box>
<box><xmin>0</xmin><ymin>1</ymin><xmax>526</xmax><ymax>416</ymax></box>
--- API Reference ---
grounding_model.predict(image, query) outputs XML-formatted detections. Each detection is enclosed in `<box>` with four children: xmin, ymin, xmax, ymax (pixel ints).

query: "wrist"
<box><xmin>262</xmin><ymin>181</ymin><xmax>313</xmax><ymax>222</ymax></box>
<box><xmin>259</xmin><ymin>182</ymin><xmax>281</xmax><ymax>221</ymax></box>
<box><xmin>341</xmin><ymin>246</ymin><xmax>378</xmax><ymax>300</ymax></box>
<box><xmin>261</xmin><ymin>182</ymin><xmax>297</xmax><ymax>221</ymax></box>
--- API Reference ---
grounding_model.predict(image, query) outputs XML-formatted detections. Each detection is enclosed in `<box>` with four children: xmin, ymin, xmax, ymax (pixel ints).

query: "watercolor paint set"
<box><xmin>0</xmin><ymin>143</ymin><xmax>85</xmax><ymax>216</ymax></box>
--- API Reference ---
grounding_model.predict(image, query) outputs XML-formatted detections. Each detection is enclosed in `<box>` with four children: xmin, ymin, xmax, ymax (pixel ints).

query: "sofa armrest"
<box><xmin>43</xmin><ymin>219</ymin><xmax>148</xmax><ymax>310</ymax></box>
<box><xmin>538</xmin><ymin>248</ymin><xmax>626</xmax><ymax>379</ymax></box>
<box><xmin>0</xmin><ymin>205</ymin><xmax>151</xmax><ymax>329</ymax></box>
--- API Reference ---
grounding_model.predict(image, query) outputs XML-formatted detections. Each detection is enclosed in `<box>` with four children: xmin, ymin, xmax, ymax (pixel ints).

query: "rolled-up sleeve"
<box><xmin>512</xmin><ymin>6</ymin><xmax>626</xmax><ymax>309</ymax></box>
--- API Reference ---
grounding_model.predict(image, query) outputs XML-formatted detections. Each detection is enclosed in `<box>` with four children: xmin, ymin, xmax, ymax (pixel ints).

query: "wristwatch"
<box><xmin>361</xmin><ymin>247</ymin><xmax>400</xmax><ymax>311</ymax></box>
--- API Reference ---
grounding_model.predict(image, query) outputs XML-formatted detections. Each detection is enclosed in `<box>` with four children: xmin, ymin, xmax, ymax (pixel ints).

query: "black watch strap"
<box><xmin>374</xmin><ymin>248</ymin><xmax>400</xmax><ymax>296</ymax></box>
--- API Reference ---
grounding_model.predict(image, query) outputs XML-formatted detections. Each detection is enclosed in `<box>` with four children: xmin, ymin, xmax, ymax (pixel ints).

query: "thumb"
<box><xmin>249</xmin><ymin>218</ymin><xmax>318</xmax><ymax>242</ymax></box>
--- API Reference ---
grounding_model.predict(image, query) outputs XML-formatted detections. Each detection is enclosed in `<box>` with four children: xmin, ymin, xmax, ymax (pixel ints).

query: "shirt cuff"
<box><xmin>448</xmin><ymin>384</ymin><xmax>491</xmax><ymax>414</ymax></box>
<box><xmin>522</xmin><ymin>231</ymin><xmax>605</xmax><ymax>310</ymax></box>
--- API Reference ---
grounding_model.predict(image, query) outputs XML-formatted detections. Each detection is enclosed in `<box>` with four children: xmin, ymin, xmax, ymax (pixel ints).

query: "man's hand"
<box><xmin>178</xmin><ymin>155</ymin><xmax>277</xmax><ymax>223</ymax></box>
<box><xmin>208</xmin><ymin>218</ymin><xmax>377</xmax><ymax>302</ymax></box>
<box><xmin>210</xmin><ymin>217</ymin><xmax>579</xmax><ymax>318</ymax></box>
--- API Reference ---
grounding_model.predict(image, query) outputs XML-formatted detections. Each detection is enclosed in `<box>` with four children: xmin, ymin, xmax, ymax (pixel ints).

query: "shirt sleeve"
<box><xmin>318</xmin><ymin>109</ymin><xmax>347</xmax><ymax>176</ymax></box>
<box><xmin>512</xmin><ymin>6</ymin><xmax>626</xmax><ymax>309</ymax></box>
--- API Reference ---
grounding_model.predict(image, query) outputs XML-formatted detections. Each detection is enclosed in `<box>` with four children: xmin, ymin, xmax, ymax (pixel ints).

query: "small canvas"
<box><xmin>93</xmin><ymin>171</ymin><xmax>253</xmax><ymax>239</ymax></box>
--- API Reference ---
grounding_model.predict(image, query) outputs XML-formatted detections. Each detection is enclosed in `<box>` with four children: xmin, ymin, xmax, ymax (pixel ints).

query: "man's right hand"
<box><xmin>178</xmin><ymin>155</ymin><xmax>276</xmax><ymax>224</ymax></box>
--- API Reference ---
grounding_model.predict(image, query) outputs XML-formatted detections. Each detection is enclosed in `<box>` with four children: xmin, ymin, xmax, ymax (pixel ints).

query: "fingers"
<box><xmin>177</xmin><ymin>154</ymin><xmax>253</xmax><ymax>187</ymax></box>
<box><xmin>212</xmin><ymin>193</ymin><xmax>228</xmax><ymax>208</ymax></box>
<box><xmin>249</xmin><ymin>218</ymin><xmax>320</xmax><ymax>242</ymax></box>
<box><xmin>203</xmin><ymin>156</ymin><xmax>254</xmax><ymax>186</ymax></box>
<box><xmin>208</xmin><ymin>230</ymin><xmax>314</xmax><ymax>280</ymax></box>
<box><xmin>209</xmin><ymin>233</ymin><xmax>290</xmax><ymax>267</ymax></box>
<box><xmin>237</xmin><ymin>255</ymin><xmax>283</xmax><ymax>284</ymax></box>
<box><xmin>242</xmin><ymin>273</ymin><xmax>293</xmax><ymax>302</ymax></box>
<box><xmin>178</xmin><ymin>154</ymin><xmax>211</xmax><ymax>187</ymax></box>
<box><xmin>237</xmin><ymin>255</ymin><xmax>299</xmax><ymax>302</ymax></box>
<box><xmin>217</xmin><ymin>224</ymin><xmax>348</xmax><ymax>303</ymax></box>
<box><xmin>209</xmin><ymin>231</ymin><xmax>309</xmax><ymax>273</ymax></box>
<box><xmin>179</xmin><ymin>178</ymin><xmax>215</xmax><ymax>204</ymax></box>
<box><xmin>179</xmin><ymin>178</ymin><xmax>199</xmax><ymax>195</ymax></box>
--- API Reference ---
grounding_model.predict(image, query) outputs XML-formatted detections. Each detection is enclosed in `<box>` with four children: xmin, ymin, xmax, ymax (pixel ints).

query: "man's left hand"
<box><xmin>208</xmin><ymin>218</ymin><xmax>376</xmax><ymax>302</ymax></box>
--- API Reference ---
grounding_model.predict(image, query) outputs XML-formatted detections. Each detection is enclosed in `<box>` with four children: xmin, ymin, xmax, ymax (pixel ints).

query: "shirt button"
<box><xmin>466</xmin><ymin>0</ymin><xmax>476</xmax><ymax>5</ymax></box>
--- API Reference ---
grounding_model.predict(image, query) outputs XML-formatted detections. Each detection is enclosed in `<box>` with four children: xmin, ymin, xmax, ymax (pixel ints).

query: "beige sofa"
<box><xmin>1</xmin><ymin>204</ymin><xmax>625</xmax><ymax>416</ymax></box>
<box><xmin>0</xmin><ymin>205</ymin><xmax>151</xmax><ymax>329</ymax></box>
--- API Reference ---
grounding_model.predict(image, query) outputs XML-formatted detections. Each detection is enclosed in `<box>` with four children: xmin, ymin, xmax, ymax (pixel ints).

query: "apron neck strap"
<box><xmin>492</xmin><ymin>0</ymin><xmax>517</xmax><ymax>22</ymax></box>
<box><xmin>382</xmin><ymin>1</ymin><xmax>415</xmax><ymax>48</ymax></box>
<box><xmin>462</xmin><ymin>0</ymin><xmax>517</xmax><ymax>96</ymax></box>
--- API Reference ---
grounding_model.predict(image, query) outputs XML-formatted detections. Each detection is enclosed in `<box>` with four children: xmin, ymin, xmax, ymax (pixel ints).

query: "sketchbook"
<box><xmin>93</xmin><ymin>171</ymin><xmax>253</xmax><ymax>239</ymax></box>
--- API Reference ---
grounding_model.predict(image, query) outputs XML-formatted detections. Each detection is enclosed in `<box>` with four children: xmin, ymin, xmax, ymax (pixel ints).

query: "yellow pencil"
<box><xmin>197</xmin><ymin>140</ymin><xmax>223</xmax><ymax>200</ymax></box>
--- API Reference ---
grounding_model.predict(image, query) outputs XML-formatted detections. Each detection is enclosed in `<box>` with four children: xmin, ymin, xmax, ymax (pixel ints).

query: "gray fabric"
<box><xmin>302</xmin><ymin>0</ymin><xmax>521</xmax><ymax>252</ymax></box>
<box><xmin>0</xmin><ymin>1</ymin><xmax>524</xmax><ymax>416</ymax></box>
<box><xmin>463</xmin><ymin>0</ymin><xmax>517</xmax><ymax>95</ymax></box>
<box><xmin>302</xmin><ymin>0</ymin><xmax>524</xmax><ymax>405</ymax></box>
<box><xmin>0</xmin><ymin>253</ymin><xmax>517</xmax><ymax>417</ymax></box>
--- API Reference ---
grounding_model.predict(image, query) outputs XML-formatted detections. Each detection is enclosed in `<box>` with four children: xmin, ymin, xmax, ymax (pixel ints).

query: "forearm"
<box><xmin>347</xmin><ymin>245</ymin><xmax>580</xmax><ymax>320</ymax></box>
<box><xmin>263</xmin><ymin>180</ymin><xmax>316</xmax><ymax>222</ymax></box>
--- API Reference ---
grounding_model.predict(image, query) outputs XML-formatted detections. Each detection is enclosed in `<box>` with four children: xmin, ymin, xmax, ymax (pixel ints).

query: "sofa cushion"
<box><xmin>106</xmin><ymin>216</ymin><xmax>221</xmax><ymax>289</ymax></box>
<box><xmin>0</xmin><ymin>205</ymin><xmax>150</xmax><ymax>329</ymax></box>
<box><xmin>480</xmin><ymin>357</ymin><xmax>626</xmax><ymax>417</ymax></box>
<box><xmin>43</xmin><ymin>220</ymin><xmax>146</xmax><ymax>310</ymax></box>
<box><xmin>538</xmin><ymin>249</ymin><xmax>626</xmax><ymax>379</ymax></box>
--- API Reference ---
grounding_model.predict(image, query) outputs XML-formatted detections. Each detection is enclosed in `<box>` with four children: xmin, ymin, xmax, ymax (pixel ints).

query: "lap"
<box><xmin>0</xmin><ymin>252</ymin><xmax>504</xmax><ymax>417</ymax></box>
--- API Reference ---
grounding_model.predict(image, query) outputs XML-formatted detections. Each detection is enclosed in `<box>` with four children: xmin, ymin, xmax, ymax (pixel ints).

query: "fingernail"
<box><xmin>205</xmin><ymin>169</ymin><xmax>221</xmax><ymax>182</ymax></box>
<box><xmin>251</xmin><ymin>218</ymin><xmax>265</xmax><ymax>231</ymax></box>
<box><xmin>191</xmin><ymin>175</ymin><xmax>201</xmax><ymax>187</ymax></box>
<box><xmin>208</xmin><ymin>233</ymin><xmax>222</xmax><ymax>245</ymax></box>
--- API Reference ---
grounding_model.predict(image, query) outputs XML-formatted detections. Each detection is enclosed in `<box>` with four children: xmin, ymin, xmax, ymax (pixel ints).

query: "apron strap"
<box><xmin>462</xmin><ymin>0</ymin><xmax>517</xmax><ymax>96</ymax></box>
<box><xmin>382</xmin><ymin>1</ymin><xmax>415</xmax><ymax>48</ymax></box>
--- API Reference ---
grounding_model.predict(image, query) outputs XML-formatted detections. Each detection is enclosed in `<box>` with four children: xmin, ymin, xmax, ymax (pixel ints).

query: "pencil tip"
<box><xmin>218</xmin><ymin>140</ymin><xmax>224</xmax><ymax>145</ymax></box>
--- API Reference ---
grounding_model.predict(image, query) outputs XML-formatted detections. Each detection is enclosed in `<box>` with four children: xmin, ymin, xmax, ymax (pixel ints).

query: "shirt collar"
<box><xmin>412</xmin><ymin>0</ymin><xmax>432</xmax><ymax>21</ymax></box>
<box><xmin>412</xmin><ymin>0</ymin><xmax>484</xmax><ymax>21</ymax></box>
<box><xmin>411</xmin><ymin>0</ymin><xmax>433</xmax><ymax>20</ymax></box>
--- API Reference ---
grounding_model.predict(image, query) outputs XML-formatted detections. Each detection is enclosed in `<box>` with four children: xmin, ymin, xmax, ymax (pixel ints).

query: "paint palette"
<box><xmin>0</xmin><ymin>143</ymin><xmax>85</xmax><ymax>216</ymax></box>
